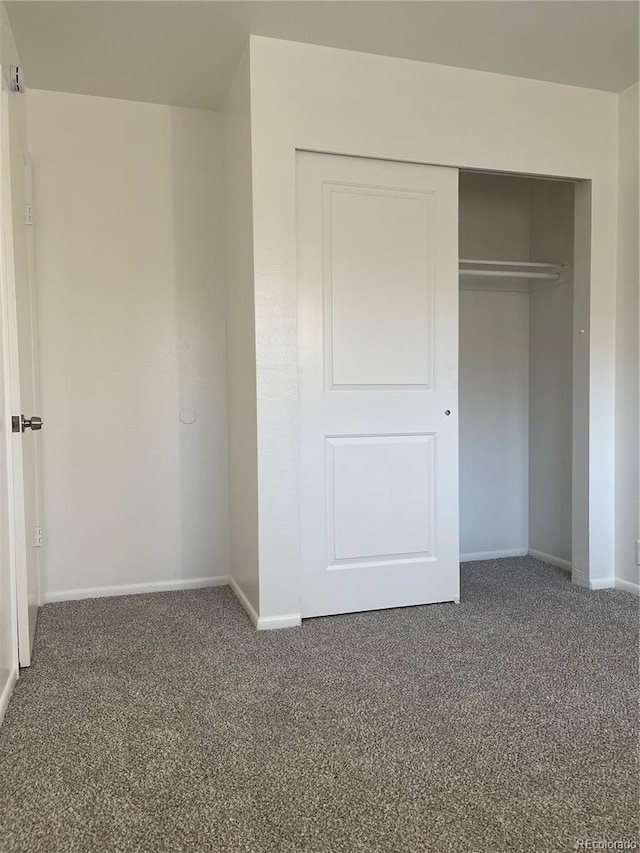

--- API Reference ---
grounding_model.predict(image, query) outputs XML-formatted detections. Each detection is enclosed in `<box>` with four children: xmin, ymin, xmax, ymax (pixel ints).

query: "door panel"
<box><xmin>326</xmin><ymin>186</ymin><xmax>434</xmax><ymax>388</ymax></box>
<box><xmin>329</xmin><ymin>434</ymin><xmax>435</xmax><ymax>562</ymax></box>
<box><xmin>298</xmin><ymin>152</ymin><xmax>459</xmax><ymax>619</ymax></box>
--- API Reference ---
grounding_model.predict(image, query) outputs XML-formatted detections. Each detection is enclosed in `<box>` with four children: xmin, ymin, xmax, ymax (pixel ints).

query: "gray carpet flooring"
<box><xmin>0</xmin><ymin>557</ymin><xmax>638</xmax><ymax>853</ymax></box>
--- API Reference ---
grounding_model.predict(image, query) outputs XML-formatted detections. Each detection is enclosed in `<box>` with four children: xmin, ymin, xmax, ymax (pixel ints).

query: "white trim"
<box><xmin>228</xmin><ymin>576</ymin><xmax>301</xmax><ymax>630</ymax></box>
<box><xmin>460</xmin><ymin>549</ymin><xmax>528</xmax><ymax>563</ymax></box>
<box><xmin>0</xmin><ymin>667</ymin><xmax>17</xmax><ymax>728</ymax></box>
<box><xmin>588</xmin><ymin>577</ymin><xmax>616</xmax><ymax>591</ymax></box>
<box><xmin>44</xmin><ymin>575</ymin><xmax>229</xmax><ymax>604</ymax></box>
<box><xmin>614</xmin><ymin>578</ymin><xmax>640</xmax><ymax>596</ymax></box>
<box><xmin>228</xmin><ymin>575</ymin><xmax>259</xmax><ymax>627</ymax></box>
<box><xmin>0</xmin><ymin>82</ymin><xmax>29</xmax><ymax>667</ymax></box>
<box><xmin>528</xmin><ymin>549</ymin><xmax>573</xmax><ymax>573</ymax></box>
<box><xmin>571</xmin><ymin>566</ymin><xmax>589</xmax><ymax>588</ymax></box>
<box><xmin>257</xmin><ymin>613</ymin><xmax>301</xmax><ymax>630</ymax></box>
<box><xmin>0</xmin><ymin>79</ymin><xmax>19</xmax><ymax>683</ymax></box>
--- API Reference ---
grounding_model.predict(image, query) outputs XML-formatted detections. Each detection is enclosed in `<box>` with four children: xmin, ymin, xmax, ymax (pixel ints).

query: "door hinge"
<box><xmin>35</xmin><ymin>525</ymin><xmax>43</xmax><ymax>548</ymax></box>
<box><xmin>22</xmin><ymin>204</ymin><xmax>33</xmax><ymax>226</ymax></box>
<box><xmin>11</xmin><ymin>415</ymin><xmax>20</xmax><ymax>433</ymax></box>
<box><xmin>9</xmin><ymin>66</ymin><xmax>25</xmax><ymax>94</ymax></box>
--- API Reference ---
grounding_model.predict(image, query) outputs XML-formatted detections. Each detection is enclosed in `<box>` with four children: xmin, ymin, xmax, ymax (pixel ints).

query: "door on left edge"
<box><xmin>5</xmin><ymin>94</ymin><xmax>43</xmax><ymax>667</ymax></box>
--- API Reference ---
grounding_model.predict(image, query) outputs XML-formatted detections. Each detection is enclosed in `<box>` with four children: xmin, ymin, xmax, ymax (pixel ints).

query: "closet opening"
<box><xmin>458</xmin><ymin>170</ymin><xmax>579</xmax><ymax>577</ymax></box>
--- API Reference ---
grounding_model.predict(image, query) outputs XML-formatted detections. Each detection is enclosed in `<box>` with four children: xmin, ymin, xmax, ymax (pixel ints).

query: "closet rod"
<box><xmin>459</xmin><ymin>258</ymin><xmax>559</xmax><ymax>269</ymax></box>
<box><xmin>459</xmin><ymin>269</ymin><xmax>559</xmax><ymax>280</ymax></box>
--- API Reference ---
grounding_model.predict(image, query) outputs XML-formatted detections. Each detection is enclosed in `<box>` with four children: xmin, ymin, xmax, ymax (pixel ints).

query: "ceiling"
<box><xmin>6</xmin><ymin>1</ymin><xmax>639</xmax><ymax>111</ymax></box>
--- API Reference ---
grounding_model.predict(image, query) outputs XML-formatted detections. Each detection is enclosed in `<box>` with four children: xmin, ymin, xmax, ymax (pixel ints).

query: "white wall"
<box><xmin>529</xmin><ymin>181</ymin><xmax>574</xmax><ymax>564</ymax></box>
<box><xmin>247</xmin><ymin>36</ymin><xmax>619</xmax><ymax>618</ymax></box>
<box><xmin>28</xmin><ymin>89</ymin><xmax>229</xmax><ymax>600</ymax></box>
<box><xmin>223</xmin><ymin>48</ymin><xmax>260</xmax><ymax>613</ymax></box>
<box><xmin>459</xmin><ymin>172</ymin><xmax>531</xmax><ymax>261</ymax></box>
<box><xmin>459</xmin><ymin>291</ymin><xmax>529</xmax><ymax>558</ymax></box>
<box><xmin>459</xmin><ymin>174</ymin><xmax>531</xmax><ymax>558</ymax></box>
<box><xmin>529</xmin><ymin>284</ymin><xmax>573</xmax><ymax>562</ymax></box>
<box><xmin>615</xmin><ymin>82</ymin><xmax>639</xmax><ymax>591</ymax></box>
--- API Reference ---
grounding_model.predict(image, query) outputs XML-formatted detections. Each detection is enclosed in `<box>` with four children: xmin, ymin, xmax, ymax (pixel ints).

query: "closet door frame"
<box><xmin>299</xmin><ymin>158</ymin><xmax>593</xmax><ymax>599</ymax></box>
<box><xmin>570</xmin><ymin>179</ymin><xmax>592</xmax><ymax>589</ymax></box>
<box><xmin>291</xmin><ymin>158</ymin><xmax>595</xmax><ymax>605</ymax></box>
<box><xmin>457</xmin><ymin>168</ymin><xmax>591</xmax><ymax>589</ymax></box>
<box><xmin>253</xmin><ymin>142</ymin><xmax>605</xmax><ymax>625</ymax></box>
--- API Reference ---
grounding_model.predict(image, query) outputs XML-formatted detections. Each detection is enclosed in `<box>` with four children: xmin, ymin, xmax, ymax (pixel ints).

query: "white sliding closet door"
<box><xmin>297</xmin><ymin>152</ymin><xmax>460</xmax><ymax>619</ymax></box>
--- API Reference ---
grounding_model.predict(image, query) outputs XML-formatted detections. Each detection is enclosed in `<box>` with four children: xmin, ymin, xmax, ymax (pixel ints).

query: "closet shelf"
<box><xmin>459</xmin><ymin>259</ymin><xmax>573</xmax><ymax>293</ymax></box>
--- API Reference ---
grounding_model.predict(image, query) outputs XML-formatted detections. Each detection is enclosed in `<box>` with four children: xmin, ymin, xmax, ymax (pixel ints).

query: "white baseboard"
<box><xmin>528</xmin><ymin>549</ymin><xmax>573</xmax><ymax>573</ymax></box>
<box><xmin>228</xmin><ymin>576</ymin><xmax>301</xmax><ymax>630</ymax></box>
<box><xmin>589</xmin><ymin>577</ymin><xmax>616</xmax><ymax>591</ymax></box>
<box><xmin>460</xmin><ymin>548</ymin><xmax>528</xmax><ymax>563</ymax></box>
<box><xmin>571</xmin><ymin>567</ymin><xmax>589</xmax><ymax>588</ymax></box>
<box><xmin>44</xmin><ymin>575</ymin><xmax>229</xmax><ymax>604</ymax></box>
<box><xmin>228</xmin><ymin>576</ymin><xmax>259</xmax><ymax>627</ymax></box>
<box><xmin>257</xmin><ymin>613</ymin><xmax>302</xmax><ymax>630</ymax></box>
<box><xmin>0</xmin><ymin>667</ymin><xmax>18</xmax><ymax>728</ymax></box>
<box><xmin>615</xmin><ymin>578</ymin><xmax>640</xmax><ymax>596</ymax></box>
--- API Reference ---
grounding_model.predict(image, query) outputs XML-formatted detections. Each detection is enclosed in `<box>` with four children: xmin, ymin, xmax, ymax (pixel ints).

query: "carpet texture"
<box><xmin>0</xmin><ymin>557</ymin><xmax>638</xmax><ymax>853</ymax></box>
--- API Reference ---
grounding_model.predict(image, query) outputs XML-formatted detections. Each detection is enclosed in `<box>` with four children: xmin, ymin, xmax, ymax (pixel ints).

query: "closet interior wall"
<box><xmin>459</xmin><ymin>172</ymin><xmax>575</xmax><ymax>566</ymax></box>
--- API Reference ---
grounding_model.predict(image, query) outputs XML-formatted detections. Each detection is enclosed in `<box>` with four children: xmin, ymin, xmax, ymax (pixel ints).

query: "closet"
<box><xmin>458</xmin><ymin>171</ymin><xmax>575</xmax><ymax>569</ymax></box>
